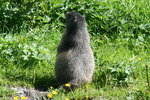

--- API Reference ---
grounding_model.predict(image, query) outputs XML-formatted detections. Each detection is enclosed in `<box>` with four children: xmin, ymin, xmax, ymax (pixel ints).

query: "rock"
<box><xmin>11</xmin><ymin>87</ymin><xmax>48</xmax><ymax>100</ymax></box>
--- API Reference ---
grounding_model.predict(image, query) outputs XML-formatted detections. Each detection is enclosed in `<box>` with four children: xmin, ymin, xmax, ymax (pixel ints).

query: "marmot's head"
<box><xmin>65</xmin><ymin>12</ymin><xmax>86</xmax><ymax>31</ymax></box>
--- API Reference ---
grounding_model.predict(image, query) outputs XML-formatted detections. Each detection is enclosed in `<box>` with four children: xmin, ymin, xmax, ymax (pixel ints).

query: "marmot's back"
<box><xmin>55</xmin><ymin>12</ymin><xmax>95</xmax><ymax>87</ymax></box>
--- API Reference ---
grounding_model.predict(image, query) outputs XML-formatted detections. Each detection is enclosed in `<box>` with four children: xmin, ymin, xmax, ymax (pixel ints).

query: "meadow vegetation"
<box><xmin>0</xmin><ymin>0</ymin><xmax>150</xmax><ymax>99</ymax></box>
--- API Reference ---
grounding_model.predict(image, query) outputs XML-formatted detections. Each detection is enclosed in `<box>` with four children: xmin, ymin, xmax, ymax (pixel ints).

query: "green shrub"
<box><xmin>0</xmin><ymin>0</ymin><xmax>149</xmax><ymax>37</ymax></box>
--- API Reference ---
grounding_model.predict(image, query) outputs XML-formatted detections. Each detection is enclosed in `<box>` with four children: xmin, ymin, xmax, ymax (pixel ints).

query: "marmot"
<box><xmin>55</xmin><ymin>12</ymin><xmax>95</xmax><ymax>87</ymax></box>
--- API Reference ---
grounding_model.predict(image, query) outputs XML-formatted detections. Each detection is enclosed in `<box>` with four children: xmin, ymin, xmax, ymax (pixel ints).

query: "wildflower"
<box><xmin>47</xmin><ymin>93</ymin><xmax>53</xmax><ymax>98</ymax></box>
<box><xmin>52</xmin><ymin>90</ymin><xmax>58</xmax><ymax>95</ymax></box>
<box><xmin>65</xmin><ymin>83</ymin><xmax>71</xmax><ymax>87</ymax></box>
<box><xmin>14</xmin><ymin>96</ymin><xmax>19</xmax><ymax>100</ymax></box>
<box><xmin>50</xmin><ymin>86</ymin><xmax>53</xmax><ymax>89</ymax></box>
<box><xmin>138</xmin><ymin>58</ymin><xmax>141</xmax><ymax>60</ymax></box>
<box><xmin>21</xmin><ymin>96</ymin><xmax>28</xmax><ymax>99</ymax></box>
<box><xmin>65</xmin><ymin>97</ymin><xmax>69</xmax><ymax>100</ymax></box>
<box><xmin>86</xmin><ymin>96</ymin><xmax>89</xmax><ymax>99</ymax></box>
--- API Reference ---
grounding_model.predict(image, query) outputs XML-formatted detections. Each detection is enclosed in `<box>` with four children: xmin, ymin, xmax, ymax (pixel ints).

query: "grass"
<box><xmin>0</xmin><ymin>25</ymin><xmax>149</xmax><ymax>99</ymax></box>
<box><xmin>0</xmin><ymin>0</ymin><xmax>150</xmax><ymax>99</ymax></box>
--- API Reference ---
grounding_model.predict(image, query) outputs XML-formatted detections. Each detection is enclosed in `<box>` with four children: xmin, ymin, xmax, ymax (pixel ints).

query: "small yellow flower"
<box><xmin>50</xmin><ymin>86</ymin><xmax>53</xmax><ymax>89</ymax></box>
<box><xmin>86</xmin><ymin>96</ymin><xmax>89</xmax><ymax>98</ymax></box>
<box><xmin>65</xmin><ymin>83</ymin><xmax>71</xmax><ymax>87</ymax></box>
<box><xmin>52</xmin><ymin>90</ymin><xmax>58</xmax><ymax>95</ymax></box>
<box><xmin>14</xmin><ymin>96</ymin><xmax>19</xmax><ymax>100</ymax></box>
<box><xmin>65</xmin><ymin>97</ymin><xmax>69</xmax><ymax>100</ymax></box>
<box><xmin>21</xmin><ymin>96</ymin><xmax>28</xmax><ymax>100</ymax></box>
<box><xmin>47</xmin><ymin>93</ymin><xmax>53</xmax><ymax>98</ymax></box>
<box><xmin>138</xmin><ymin>58</ymin><xmax>141</xmax><ymax>60</ymax></box>
<box><xmin>21</xmin><ymin>97</ymin><xmax>28</xmax><ymax>100</ymax></box>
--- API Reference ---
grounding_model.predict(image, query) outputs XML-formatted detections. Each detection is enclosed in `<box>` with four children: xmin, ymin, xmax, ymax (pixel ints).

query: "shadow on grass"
<box><xmin>3</xmin><ymin>68</ymin><xmax>59</xmax><ymax>91</ymax></box>
<box><xmin>33</xmin><ymin>76</ymin><xmax>59</xmax><ymax>91</ymax></box>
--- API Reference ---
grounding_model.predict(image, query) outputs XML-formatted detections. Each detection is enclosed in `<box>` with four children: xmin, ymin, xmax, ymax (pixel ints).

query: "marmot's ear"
<box><xmin>74</xmin><ymin>16</ymin><xmax>77</xmax><ymax>22</ymax></box>
<box><xmin>82</xmin><ymin>16</ymin><xmax>85</xmax><ymax>19</ymax></box>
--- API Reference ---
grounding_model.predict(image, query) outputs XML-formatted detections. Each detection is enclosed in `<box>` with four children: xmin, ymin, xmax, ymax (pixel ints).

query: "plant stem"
<box><xmin>146</xmin><ymin>65</ymin><xmax>150</xmax><ymax>88</ymax></box>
